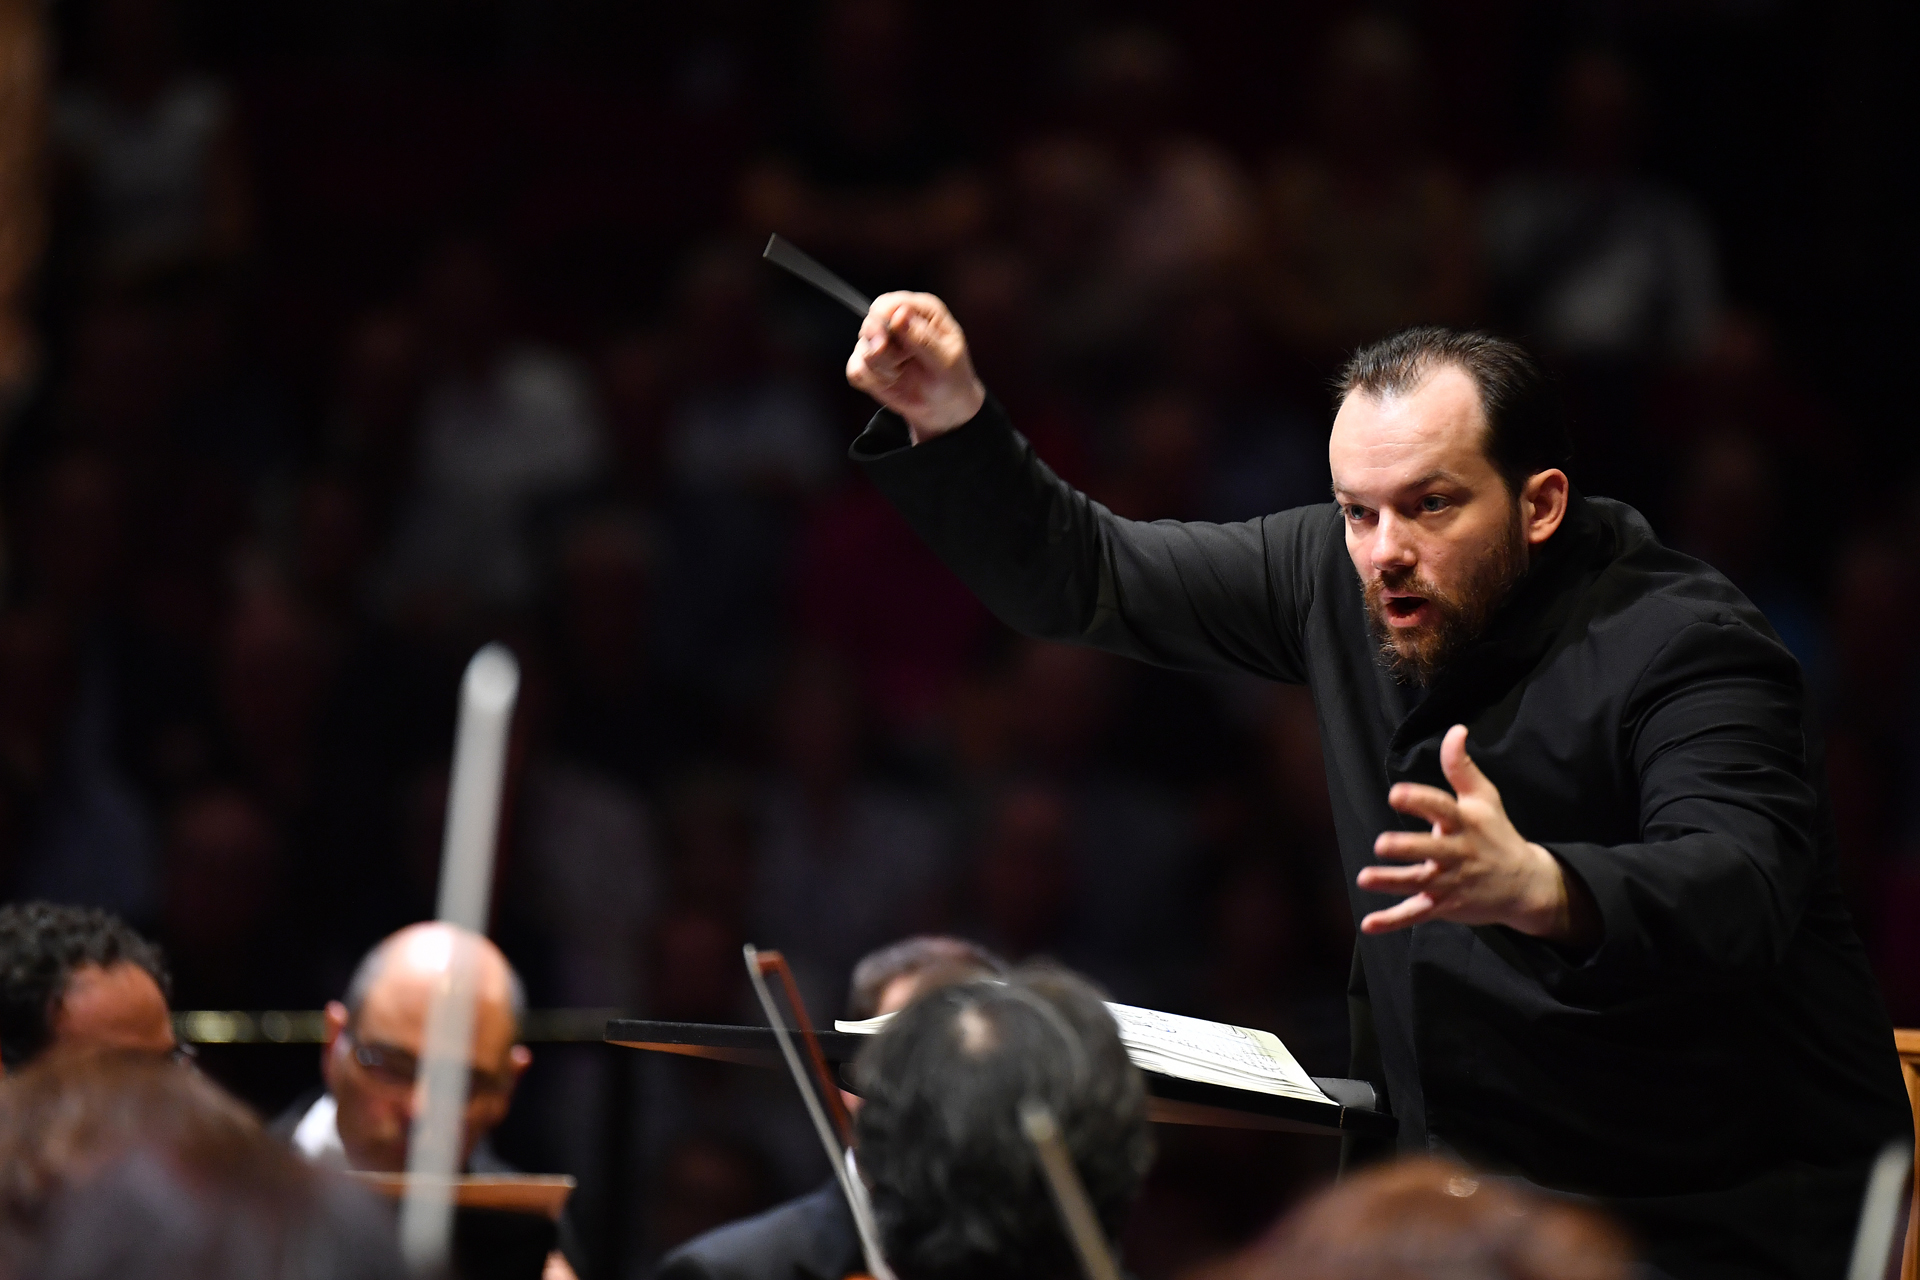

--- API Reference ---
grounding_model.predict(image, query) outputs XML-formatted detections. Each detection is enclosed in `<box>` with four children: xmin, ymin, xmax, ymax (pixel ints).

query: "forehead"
<box><xmin>57</xmin><ymin>963</ymin><xmax>173</xmax><ymax>1045</ymax></box>
<box><xmin>355</xmin><ymin>956</ymin><xmax>518</xmax><ymax>1062</ymax></box>
<box><xmin>1329</xmin><ymin>364</ymin><xmax>1497</xmax><ymax>495</ymax></box>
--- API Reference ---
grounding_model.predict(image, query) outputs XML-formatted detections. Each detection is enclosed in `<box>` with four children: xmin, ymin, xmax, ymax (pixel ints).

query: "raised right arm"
<box><xmin>847</xmin><ymin>294</ymin><xmax>1322</xmax><ymax>683</ymax></box>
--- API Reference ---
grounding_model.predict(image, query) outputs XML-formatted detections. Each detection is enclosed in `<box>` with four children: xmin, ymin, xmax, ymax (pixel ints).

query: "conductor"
<box><xmin>843</xmin><ymin>296</ymin><xmax>1910</xmax><ymax>1280</ymax></box>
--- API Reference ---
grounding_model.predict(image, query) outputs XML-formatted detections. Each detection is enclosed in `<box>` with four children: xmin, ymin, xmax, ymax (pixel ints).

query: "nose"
<box><xmin>1371</xmin><ymin>510</ymin><xmax>1418</xmax><ymax>572</ymax></box>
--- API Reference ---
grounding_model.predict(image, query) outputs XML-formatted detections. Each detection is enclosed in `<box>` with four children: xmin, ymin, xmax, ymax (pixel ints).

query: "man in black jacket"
<box><xmin>842</xmin><ymin>296</ymin><xmax>1910</xmax><ymax>1279</ymax></box>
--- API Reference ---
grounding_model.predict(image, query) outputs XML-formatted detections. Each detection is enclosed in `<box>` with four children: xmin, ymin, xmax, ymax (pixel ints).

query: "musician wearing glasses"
<box><xmin>274</xmin><ymin>921</ymin><xmax>530</xmax><ymax>1174</ymax></box>
<box><xmin>275</xmin><ymin>922</ymin><xmax>577</xmax><ymax>1279</ymax></box>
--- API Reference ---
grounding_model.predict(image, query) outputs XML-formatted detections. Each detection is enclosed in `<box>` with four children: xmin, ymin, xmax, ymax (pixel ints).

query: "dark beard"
<box><xmin>1364</xmin><ymin>511</ymin><xmax>1528</xmax><ymax>685</ymax></box>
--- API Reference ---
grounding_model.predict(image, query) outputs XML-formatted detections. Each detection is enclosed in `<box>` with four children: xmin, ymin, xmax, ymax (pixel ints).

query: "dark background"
<box><xmin>1</xmin><ymin>1</ymin><xmax>1915</xmax><ymax>1277</ymax></box>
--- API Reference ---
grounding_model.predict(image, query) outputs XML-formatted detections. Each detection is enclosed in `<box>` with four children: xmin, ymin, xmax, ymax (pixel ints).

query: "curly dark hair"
<box><xmin>0</xmin><ymin>902</ymin><xmax>171</xmax><ymax>1069</ymax></box>
<box><xmin>853</xmin><ymin>967</ymin><xmax>1153</xmax><ymax>1280</ymax></box>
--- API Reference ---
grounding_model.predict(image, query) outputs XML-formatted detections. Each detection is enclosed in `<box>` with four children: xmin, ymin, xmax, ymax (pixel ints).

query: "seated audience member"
<box><xmin>1224</xmin><ymin>1156</ymin><xmax>1634</xmax><ymax>1280</ymax></box>
<box><xmin>273</xmin><ymin>921</ymin><xmax>578</xmax><ymax>1280</ymax></box>
<box><xmin>854</xmin><ymin>968</ymin><xmax>1154</xmax><ymax>1280</ymax></box>
<box><xmin>0</xmin><ymin>1051</ymin><xmax>406</xmax><ymax>1280</ymax></box>
<box><xmin>0</xmin><ymin>901</ymin><xmax>179</xmax><ymax>1071</ymax></box>
<box><xmin>657</xmin><ymin>936</ymin><xmax>1009</xmax><ymax>1280</ymax></box>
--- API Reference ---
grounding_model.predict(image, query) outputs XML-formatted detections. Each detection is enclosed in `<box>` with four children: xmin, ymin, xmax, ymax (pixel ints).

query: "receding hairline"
<box><xmin>1335</xmin><ymin>357</ymin><xmax>1490</xmax><ymax>425</ymax></box>
<box><xmin>1335</xmin><ymin>325</ymin><xmax>1570</xmax><ymax>491</ymax></box>
<box><xmin>341</xmin><ymin>928</ymin><xmax>527</xmax><ymax>1038</ymax></box>
<box><xmin>1331</xmin><ymin>359</ymin><xmax>1513</xmax><ymax>496</ymax></box>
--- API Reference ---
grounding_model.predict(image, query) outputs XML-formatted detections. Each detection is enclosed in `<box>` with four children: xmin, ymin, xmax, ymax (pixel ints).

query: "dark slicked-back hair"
<box><xmin>853</xmin><ymin>967</ymin><xmax>1153</xmax><ymax>1280</ymax></box>
<box><xmin>0</xmin><ymin>903</ymin><xmax>171</xmax><ymax>1070</ymax></box>
<box><xmin>1337</xmin><ymin>327</ymin><xmax>1570</xmax><ymax>495</ymax></box>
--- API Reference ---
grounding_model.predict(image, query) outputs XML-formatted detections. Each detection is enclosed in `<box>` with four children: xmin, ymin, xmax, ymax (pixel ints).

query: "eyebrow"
<box><xmin>1331</xmin><ymin>470</ymin><xmax>1471</xmax><ymax>503</ymax></box>
<box><xmin>1403</xmin><ymin>469</ymin><xmax>1470</xmax><ymax>489</ymax></box>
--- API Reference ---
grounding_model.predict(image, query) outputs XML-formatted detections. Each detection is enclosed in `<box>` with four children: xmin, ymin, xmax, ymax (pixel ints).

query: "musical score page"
<box><xmin>836</xmin><ymin>1000</ymin><xmax>1331</xmax><ymax>1105</ymax></box>
<box><xmin>1104</xmin><ymin>1003</ymin><xmax>1327</xmax><ymax>1103</ymax></box>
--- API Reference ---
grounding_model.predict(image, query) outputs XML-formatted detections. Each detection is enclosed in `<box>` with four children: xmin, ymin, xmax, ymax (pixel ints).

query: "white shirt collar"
<box><xmin>290</xmin><ymin>1093</ymin><xmax>348</xmax><ymax>1166</ymax></box>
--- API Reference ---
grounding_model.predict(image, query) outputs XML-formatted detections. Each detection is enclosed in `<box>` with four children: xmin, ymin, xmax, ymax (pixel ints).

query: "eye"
<box><xmin>1342</xmin><ymin>504</ymin><xmax>1372</xmax><ymax>523</ymax></box>
<box><xmin>1419</xmin><ymin>494</ymin><xmax>1450</xmax><ymax>514</ymax></box>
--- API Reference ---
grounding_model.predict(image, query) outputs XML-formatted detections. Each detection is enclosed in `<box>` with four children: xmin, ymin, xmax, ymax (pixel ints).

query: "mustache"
<box><xmin>1369</xmin><ymin>566</ymin><xmax>1446</xmax><ymax>602</ymax></box>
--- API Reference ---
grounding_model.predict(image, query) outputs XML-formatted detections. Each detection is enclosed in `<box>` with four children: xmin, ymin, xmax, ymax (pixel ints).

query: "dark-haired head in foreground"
<box><xmin>1225</xmin><ymin>1155</ymin><xmax>1633</xmax><ymax>1280</ymax></box>
<box><xmin>0</xmin><ymin>1052</ymin><xmax>406</xmax><ymax>1280</ymax></box>
<box><xmin>0</xmin><ymin>901</ymin><xmax>176</xmax><ymax>1071</ymax></box>
<box><xmin>655</xmin><ymin>936</ymin><xmax>1011</xmax><ymax>1280</ymax></box>
<box><xmin>1332</xmin><ymin>326</ymin><xmax>1570</xmax><ymax>684</ymax></box>
<box><xmin>853</xmin><ymin>968</ymin><xmax>1153</xmax><ymax>1280</ymax></box>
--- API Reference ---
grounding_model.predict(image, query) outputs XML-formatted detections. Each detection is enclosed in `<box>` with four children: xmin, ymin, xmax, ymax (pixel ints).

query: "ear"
<box><xmin>1520</xmin><ymin>469</ymin><xmax>1569</xmax><ymax>546</ymax></box>
<box><xmin>321</xmin><ymin>1000</ymin><xmax>349</xmax><ymax>1089</ymax></box>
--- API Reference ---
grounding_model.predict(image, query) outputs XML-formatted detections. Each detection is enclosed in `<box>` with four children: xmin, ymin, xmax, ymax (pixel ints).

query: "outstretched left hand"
<box><xmin>1357</xmin><ymin>724</ymin><xmax>1598</xmax><ymax>947</ymax></box>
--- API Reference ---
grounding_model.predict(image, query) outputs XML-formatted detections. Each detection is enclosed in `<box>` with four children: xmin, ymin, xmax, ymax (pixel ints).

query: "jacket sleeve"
<box><xmin>852</xmin><ymin>396</ymin><xmax>1320</xmax><ymax>683</ymax></box>
<box><xmin>1528</xmin><ymin>618</ymin><xmax>1824</xmax><ymax>1002</ymax></box>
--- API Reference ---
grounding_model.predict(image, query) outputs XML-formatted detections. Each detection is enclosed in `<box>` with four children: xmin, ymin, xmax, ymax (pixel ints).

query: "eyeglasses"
<box><xmin>340</xmin><ymin>1026</ymin><xmax>516</xmax><ymax>1098</ymax></box>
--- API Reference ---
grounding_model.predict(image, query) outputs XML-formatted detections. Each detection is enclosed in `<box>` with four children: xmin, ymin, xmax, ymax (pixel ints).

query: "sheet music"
<box><xmin>836</xmin><ymin>1000</ymin><xmax>1331</xmax><ymax>1105</ymax></box>
<box><xmin>1103</xmin><ymin>1003</ymin><xmax>1327</xmax><ymax>1103</ymax></box>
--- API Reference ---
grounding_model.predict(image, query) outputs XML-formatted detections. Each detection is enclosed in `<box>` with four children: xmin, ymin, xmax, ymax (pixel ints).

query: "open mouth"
<box><xmin>1383</xmin><ymin>594</ymin><xmax>1431</xmax><ymax>626</ymax></box>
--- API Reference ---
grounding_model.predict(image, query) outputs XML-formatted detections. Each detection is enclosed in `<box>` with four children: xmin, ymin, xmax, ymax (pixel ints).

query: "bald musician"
<box><xmin>273</xmin><ymin>922</ymin><xmax>575</xmax><ymax>1279</ymax></box>
<box><xmin>658</xmin><ymin>936</ymin><xmax>1007</xmax><ymax>1280</ymax></box>
<box><xmin>843</xmin><ymin>300</ymin><xmax>1910</xmax><ymax>1280</ymax></box>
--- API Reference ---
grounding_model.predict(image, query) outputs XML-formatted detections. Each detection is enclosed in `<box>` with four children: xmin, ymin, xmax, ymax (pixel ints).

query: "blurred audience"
<box><xmin>0</xmin><ymin>0</ymin><xmax>43</xmax><ymax>411</ymax></box>
<box><xmin>749</xmin><ymin>650</ymin><xmax>948</xmax><ymax>1016</ymax></box>
<box><xmin>1483</xmin><ymin>51</ymin><xmax>1718</xmax><ymax>368</ymax></box>
<box><xmin>50</xmin><ymin>0</ymin><xmax>250</xmax><ymax>283</ymax></box>
<box><xmin>738</xmin><ymin>0</ymin><xmax>987</xmax><ymax>278</ymax></box>
<box><xmin>650</xmin><ymin>244</ymin><xmax>835</xmax><ymax>707</ymax></box>
<box><xmin>1256</xmin><ymin>16</ymin><xmax>1476</xmax><ymax>360</ymax></box>
<box><xmin>1018</xmin><ymin>26</ymin><xmax>1255</xmax><ymax>378</ymax></box>
<box><xmin>158</xmin><ymin>783</ymin><xmax>288</xmax><ymax>1010</ymax></box>
<box><xmin>0</xmin><ymin>900</ymin><xmax>175</xmax><ymax>1070</ymax></box>
<box><xmin>381</xmin><ymin>236</ymin><xmax>605</xmax><ymax>619</ymax></box>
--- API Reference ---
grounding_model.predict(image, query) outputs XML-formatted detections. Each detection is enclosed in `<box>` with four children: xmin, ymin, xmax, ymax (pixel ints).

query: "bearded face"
<box><xmin>1330</xmin><ymin>365</ymin><xmax>1569</xmax><ymax>690</ymax></box>
<box><xmin>1363</xmin><ymin>501</ymin><xmax>1528</xmax><ymax>685</ymax></box>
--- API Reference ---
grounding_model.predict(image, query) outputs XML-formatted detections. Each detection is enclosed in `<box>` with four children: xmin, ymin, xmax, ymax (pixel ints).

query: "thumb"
<box><xmin>1439</xmin><ymin>724</ymin><xmax>1492</xmax><ymax>798</ymax></box>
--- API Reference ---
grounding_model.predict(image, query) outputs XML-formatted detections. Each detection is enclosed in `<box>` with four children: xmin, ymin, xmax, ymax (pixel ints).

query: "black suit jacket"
<box><xmin>654</xmin><ymin>1183</ymin><xmax>861</xmax><ymax>1280</ymax></box>
<box><xmin>853</xmin><ymin>397</ymin><xmax>1912</xmax><ymax>1280</ymax></box>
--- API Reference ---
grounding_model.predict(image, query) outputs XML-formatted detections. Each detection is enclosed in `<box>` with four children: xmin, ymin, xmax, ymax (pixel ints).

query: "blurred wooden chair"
<box><xmin>1895</xmin><ymin>1029</ymin><xmax>1920</xmax><ymax>1280</ymax></box>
